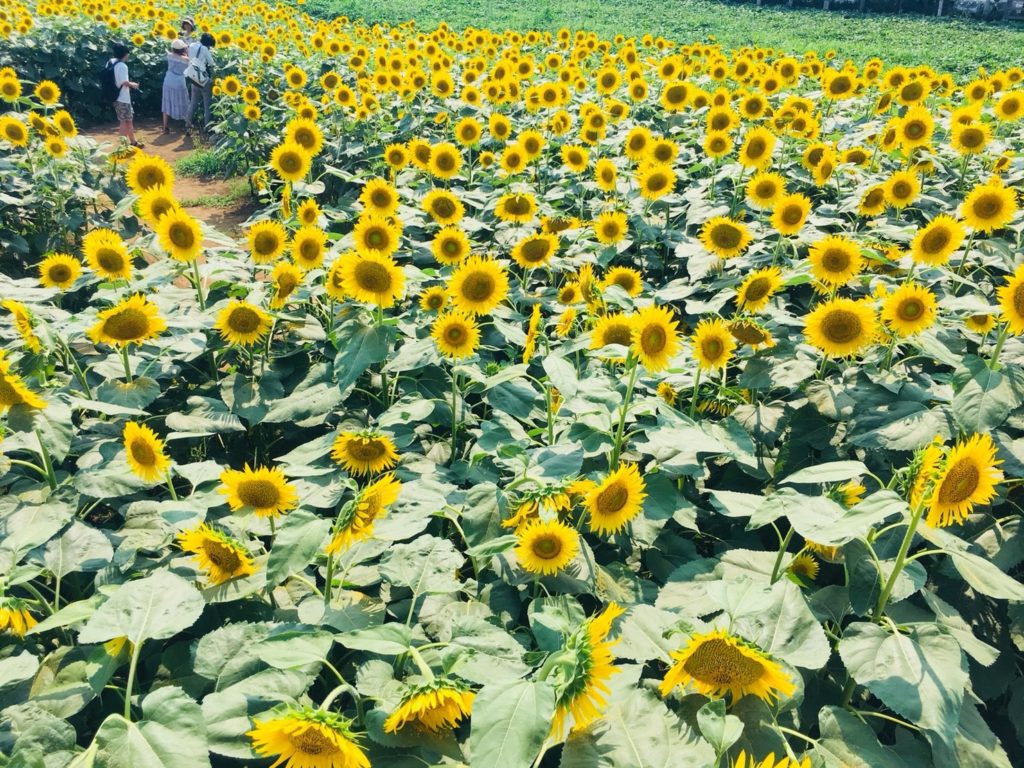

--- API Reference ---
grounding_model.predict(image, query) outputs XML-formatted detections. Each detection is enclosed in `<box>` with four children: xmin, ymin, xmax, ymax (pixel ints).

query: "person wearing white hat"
<box><xmin>162</xmin><ymin>38</ymin><xmax>191</xmax><ymax>133</ymax></box>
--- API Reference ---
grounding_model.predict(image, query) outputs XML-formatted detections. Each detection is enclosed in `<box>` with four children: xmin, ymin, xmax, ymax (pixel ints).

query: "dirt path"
<box><xmin>82</xmin><ymin>117</ymin><xmax>255</xmax><ymax>239</ymax></box>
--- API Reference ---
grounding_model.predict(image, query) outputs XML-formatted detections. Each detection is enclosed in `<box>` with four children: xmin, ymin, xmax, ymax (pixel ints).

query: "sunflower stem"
<box><xmin>449</xmin><ymin>368</ymin><xmax>460</xmax><ymax>466</ymax></box>
<box><xmin>164</xmin><ymin>471</ymin><xmax>178</xmax><ymax>501</ymax></box>
<box><xmin>953</xmin><ymin>229</ymin><xmax>977</xmax><ymax>290</ymax></box>
<box><xmin>610</xmin><ymin>356</ymin><xmax>640</xmax><ymax>469</ymax></box>
<box><xmin>123</xmin><ymin>638</ymin><xmax>143</xmax><ymax>721</ymax></box>
<box><xmin>870</xmin><ymin>500</ymin><xmax>926</xmax><ymax>623</ymax></box>
<box><xmin>408</xmin><ymin>646</ymin><xmax>435</xmax><ymax>681</ymax></box>
<box><xmin>323</xmin><ymin>552</ymin><xmax>335</xmax><ymax>607</ymax></box>
<box><xmin>688</xmin><ymin>367</ymin><xmax>703</xmax><ymax>419</ymax></box>
<box><xmin>769</xmin><ymin>527</ymin><xmax>794</xmax><ymax>584</ymax></box>
<box><xmin>987</xmin><ymin>323</ymin><xmax>1010</xmax><ymax>371</ymax></box>
<box><xmin>319</xmin><ymin>682</ymin><xmax>354</xmax><ymax>713</ymax></box>
<box><xmin>120</xmin><ymin>346</ymin><xmax>133</xmax><ymax>383</ymax></box>
<box><xmin>189</xmin><ymin>258</ymin><xmax>206</xmax><ymax>311</ymax></box>
<box><xmin>34</xmin><ymin>429</ymin><xmax>57</xmax><ymax>491</ymax></box>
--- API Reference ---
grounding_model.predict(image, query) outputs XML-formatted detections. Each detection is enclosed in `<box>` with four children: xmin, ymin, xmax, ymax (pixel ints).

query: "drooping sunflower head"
<box><xmin>511</xmin><ymin>233</ymin><xmax>559</xmax><ymax>269</ymax></box>
<box><xmin>123</xmin><ymin>420</ymin><xmax>170</xmax><ymax>482</ymax></box>
<box><xmin>659</xmin><ymin>628</ymin><xmax>795</xmax><ymax>703</ymax></box>
<box><xmin>515</xmin><ymin>518</ymin><xmax>580</xmax><ymax>576</ymax></box>
<box><xmin>699</xmin><ymin>216</ymin><xmax>752</xmax><ymax>259</ymax></box>
<box><xmin>0</xmin><ymin>350</ymin><xmax>47</xmax><ymax>412</ymax></box>
<box><xmin>126</xmin><ymin>153</ymin><xmax>174</xmax><ymax>195</ymax></box>
<box><xmin>177</xmin><ymin>523</ymin><xmax>256</xmax><ymax>585</ymax></box>
<box><xmin>448</xmin><ymin>256</ymin><xmax>509</xmax><ymax>315</ymax></box>
<box><xmin>248</xmin><ymin>709</ymin><xmax>369</xmax><ymax>768</ymax></box>
<box><xmin>431</xmin><ymin>310</ymin><xmax>480</xmax><ymax>359</ymax></box>
<box><xmin>858</xmin><ymin>185</ymin><xmax>887</xmax><ymax>217</ymax></box>
<box><xmin>692</xmin><ymin>317</ymin><xmax>737</xmax><ymax>370</ymax></box>
<box><xmin>807</xmin><ymin>234</ymin><xmax>863</xmax><ymax>286</ymax></box>
<box><xmin>881</xmin><ymin>282</ymin><xmax>937</xmax><ymax>337</ymax></box>
<box><xmin>330</xmin><ymin>431</ymin><xmax>399</xmax><ymax>476</ymax></box>
<box><xmin>384</xmin><ymin>681</ymin><xmax>475</xmax><ymax>734</ymax></box>
<box><xmin>737</xmin><ymin>267</ymin><xmax>783</xmax><ymax>313</ymax></box>
<box><xmin>214</xmin><ymin>299</ymin><xmax>273</xmax><ymax>347</ymax></box>
<box><xmin>804</xmin><ymin>297</ymin><xmax>878</xmax><ymax>358</ymax></box>
<box><xmin>219</xmin><ymin>463</ymin><xmax>298</xmax><ymax>518</ymax></box>
<box><xmin>0</xmin><ymin>596</ymin><xmax>37</xmax><ymax>638</ymax></box>
<box><xmin>88</xmin><ymin>294</ymin><xmax>167</xmax><ymax>348</ymax></box>
<box><xmin>586</xmin><ymin>464</ymin><xmax>647</xmax><ymax>536</ymax></box>
<box><xmin>788</xmin><ymin>552</ymin><xmax>819</xmax><ymax>582</ymax></box>
<box><xmin>2</xmin><ymin>299</ymin><xmax>41</xmax><ymax>354</ymax></box>
<box><xmin>326</xmin><ymin>472</ymin><xmax>403</xmax><ymax>553</ymax></box>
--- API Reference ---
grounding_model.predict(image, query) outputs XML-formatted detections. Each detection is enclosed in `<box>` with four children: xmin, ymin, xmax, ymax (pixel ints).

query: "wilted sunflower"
<box><xmin>270</xmin><ymin>262</ymin><xmax>302</xmax><ymax>309</ymax></box>
<box><xmin>270</xmin><ymin>141</ymin><xmax>311</xmax><ymax>182</ymax></box>
<box><xmin>448</xmin><ymin>256</ymin><xmax>509</xmax><ymax>315</ymax></box>
<box><xmin>432</xmin><ymin>310</ymin><xmax>480</xmax><ymax>359</ymax></box>
<box><xmin>632</xmin><ymin>305</ymin><xmax>680</xmax><ymax>371</ymax></box>
<box><xmin>177</xmin><ymin>523</ymin><xmax>256</xmax><ymax>585</ymax></box>
<box><xmin>737</xmin><ymin>267</ymin><xmax>783</xmax><ymax>312</ymax></box>
<box><xmin>88</xmin><ymin>294</ymin><xmax>166</xmax><ymax>347</ymax></box>
<box><xmin>291</xmin><ymin>226</ymin><xmax>327</xmax><ymax>270</ymax></box>
<box><xmin>511</xmin><ymin>233</ymin><xmax>559</xmax><ymax>269</ymax></box>
<box><xmin>807</xmin><ymin>235</ymin><xmax>863</xmax><ymax>286</ymax></box>
<box><xmin>998</xmin><ymin>265</ymin><xmax>1024</xmax><ymax>334</ymax></box>
<box><xmin>770</xmin><ymin>193</ymin><xmax>811</xmax><ymax>235</ymax></box>
<box><xmin>359</xmin><ymin>178</ymin><xmax>399</xmax><ymax>217</ymax></box>
<box><xmin>337</xmin><ymin>250</ymin><xmax>405</xmax><ymax>308</ymax></box>
<box><xmin>551</xmin><ymin>603</ymin><xmax>624</xmax><ymax>739</ymax></box>
<box><xmin>961</xmin><ymin>181</ymin><xmax>1018</xmax><ymax>233</ymax></box>
<box><xmin>331</xmin><ymin>431</ymin><xmax>399</xmax><ymax>476</ymax></box>
<box><xmin>586</xmin><ymin>464</ymin><xmax>647</xmax><ymax>535</ymax></box>
<box><xmin>122</xmin><ymin>421</ymin><xmax>170</xmax><ymax>482</ymax></box>
<box><xmin>422</xmin><ymin>189</ymin><xmax>465</xmax><ymax>225</ymax></box>
<box><xmin>910</xmin><ymin>214</ymin><xmax>966</xmax><ymax>266</ymax></box>
<box><xmin>494</xmin><ymin>192</ymin><xmax>538</xmax><ymax>224</ymax></box>
<box><xmin>352</xmin><ymin>214</ymin><xmax>401</xmax><ymax>259</ymax></box>
<box><xmin>248</xmin><ymin>709</ymin><xmax>369</xmax><ymax>768</ymax></box>
<box><xmin>926</xmin><ymin>433</ymin><xmax>1003</xmax><ymax>527</ymax></box>
<box><xmin>38</xmin><ymin>252</ymin><xmax>81</xmax><ymax>290</ymax></box>
<box><xmin>0</xmin><ymin>350</ymin><xmax>47</xmax><ymax>413</ymax></box>
<box><xmin>700</xmin><ymin>217</ymin><xmax>752</xmax><ymax>259</ymax></box>
<box><xmin>247</xmin><ymin>220</ymin><xmax>288</xmax><ymax>264</ymax></box>
<box><xmin>692</xmin><ymin>318</ymin><xmax>737</xmax><ymax>370</ymax></box>
<box><xmin>804</xmin><ymin>297</ymin><xmax>877</xmax><ymax>357</ymax></box>
<box><xmin>0</xmin><ymin>597</ymin><xmax>37</xmax><ymax>638</ymax></box>
<box><xmin>326</xmin><ymin>473</ymin><xmax>402</xmax><ymax>552</ymax></box>
<box><xmin>881</xmin><ymin>283</ymin><xmax>937</xmax><ymax>336</ymax></box>
<box><xmin>2</xmin><ymin>300</ymin><xmax>41</xmax><ymax>353</ymax></box>
<box><xmin>83</xmin><ymin>229</ymin><xmax>132</xmax><ymax>280</ymax></box>
<box><xmin>384</xmin><ymin>681</ymin><xmax>475</xmax><ymax>733</ymax></box>
<box><xmin>515</xmin><ymin>518</ymin><xmax>580</xmax><ymax>576</ymax></box>
<box><xmin>156</xmin><ymin>208</ymin><xmax>203</xmax><ymax>262</ymax></box>
<box><xmin>125</xmin><ymin>152</ymin><xmax>174</xmax><ymax>195</ymax></box>
<box><xmin>593</xmin><ymin>211</ymin><xmax>628</xmax><ymax>245</ymax></box>
<box><xmin>602</xmin><ymin>266</ymin><xmax>643</xmax><ymax>296</ymax></box>
<box><xmin>220</xmin><ymin>464</ymin><xmax>298</xmax><ymax>518</ymax></box>
<box><xmin>660</xmin><ymin>628</ymin><xmax>795</xmax><ymax>702</ymax></box>
<box><xmin>215</xmin><ymin>299</ymin><xmax>273</xmax><ymax>346</ymax></box>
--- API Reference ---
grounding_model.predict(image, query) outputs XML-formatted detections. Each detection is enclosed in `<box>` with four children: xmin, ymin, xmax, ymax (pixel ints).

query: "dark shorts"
<box><xmin>114</xmin><ymin>101</ymin><xmax>133</xmax><ymax>122</ymax></box>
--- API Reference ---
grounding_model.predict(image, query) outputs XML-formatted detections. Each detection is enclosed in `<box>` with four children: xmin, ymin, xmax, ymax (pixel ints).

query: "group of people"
<box><xmin>106</xmin><ymin>17</ymin><xmax>216</xmax><ymax>148</ymax></box>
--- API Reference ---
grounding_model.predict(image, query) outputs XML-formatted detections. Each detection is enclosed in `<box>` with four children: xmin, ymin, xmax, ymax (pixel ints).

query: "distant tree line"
<box><xmin>744</xmin><ymin>0</ymin><xmax>1023</xmax><ymax>19</ymax></box>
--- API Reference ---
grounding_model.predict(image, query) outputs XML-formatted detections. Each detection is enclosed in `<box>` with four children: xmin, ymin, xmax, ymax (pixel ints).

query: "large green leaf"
<box><xmin>950</xmin><ymin>356</ymin><xmax>1024</xmax><ymax>433</ymax></box>
<box><xmin>265</xmin><ymin>509</ymin><xmax>330</xmax><ymax>586</ymax></box>
<box><xmin>333</xmin><ymin>323</ymin><xmax>395</xmax><ymax>394</ymax></box>
<box><xmin>93</xmin><ymin>687</ymin><xmax>210</xmax><ymax>768</ymax></box>
<box><xmin>379</xmin><ymin>535</ymin><xmax>464</xmax><ymax>595</ymax></box>
<box><xmin>77</xmin><ymin>571</ymin><xmax>205</xmax><ymax>646</ymax></box>
<box><xmin>469</xmin><ymin>679</ymin><xmax>555</xmax><ymax>768</ymax></box>
<box><xmin>812</xmin><ymin>705</ymin><xmax>909</xmax><ymax>768</ymax></box>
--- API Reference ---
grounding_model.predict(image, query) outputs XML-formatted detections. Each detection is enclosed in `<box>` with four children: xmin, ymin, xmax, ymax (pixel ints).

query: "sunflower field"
<box><xmin>2</xmin><ymin>1</ymin><xmax>1024</xmax><ymax>767</ymax></box>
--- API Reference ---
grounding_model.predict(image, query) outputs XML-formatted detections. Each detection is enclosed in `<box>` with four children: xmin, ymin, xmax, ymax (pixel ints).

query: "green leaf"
<box><xmin>28</xmin><ymin>645</ymin><xmax>121</xmax><ymax>719</ymax></box>
<box><xmin>254</xmin><ymin>629</ymin><xmax>334</xmax><ymax>669</ymax></box>
<box><xmin>93</xmin><ymin>687</ymin><xmax>210</xmax><ymax>768</ymax></box>
<box><xmin>1</xmin><ymin>501</ymin><xmax>73</xmax><ymax>572</ymax></box>
<box><xmin>265</xmin><ymin>509</ymin><xmax>329</xmax><ymax>587</ymax></box>
<box><xmin>379</xmin><ymin>535</ymin><xmax>464</xmax><ymax>595</ymax></box>
<box><xmin>696</xmin><ymin>699</ymin><xmax>743</xmax><ymax>756</ymax></box>
<box><xmin>542</xmin><ymin>354</ymin><xmax>578</xmax><ymax>399</ymax></box>
<box><xmin>945</xmin><ymin>548</ymin><xmax>1024</xmax><ymax>601</ymax></box>
<box><xmin>469</xmin><ymin>679</ymin><xmax>555</xmax><ymax>768</ymax></box>
<box><xmin>193</xmin><ymin>622</ymin><xmax>276</xmax><ymax>689</ymax></box>
<box><xmin>165</xmin><ymin>396</ymin><xmax>244</xmax><ymax>438</ymax></box>
<box><xmin>736</xmin><ymin>579</ymin><xmax>830</xmax><ymax>669</ymax></box>
<box><xmin>340</xmin><ymin>624</ymin><xmax>413</xmax><ymax>655</ymax></box>
<box><xmin>812</xmin><ymin>705</ymin><xmax>909</xmax><ymax>768</ymax></box>
<box><xmin>614</xmin><ymin>604</ymin><xmax>677</xmax><ymax>662</ymax></box>
<box><xmin>333</xmin><ymin>323</ymin><xmax>395</xmax><ymax>394</ymax></box>
<box><xmin>264</xmin><ymin>363</ymin><xmax>344</xmax><ymax>424</ymax></box>
<box><xmin>438</xmin><ymin>615</ymin><xmax>529</xmax><ymax>684</ymax></box>
<box><xmin>42</xmin><ymin>521</ymin><xmax>112</xmax><ymax>578</ymax></box>
<box><xmin>839</xmin><ymin>623</ymin><xmax>967</xmax><ymax>749</ymax></box>
<box><xmin>77</xmin><ymin>571</ymin><xmax>205</xmax><ymax>646</ymax></box>
<box><xmin>951</xmin><ymin>356</ymin><xmax>1024</xmax><ymax>433</ymax></box>
<box><xmin>781</xmin><ymin>460</ymin><xmax>869</xmax><ymax>484</ymax></box>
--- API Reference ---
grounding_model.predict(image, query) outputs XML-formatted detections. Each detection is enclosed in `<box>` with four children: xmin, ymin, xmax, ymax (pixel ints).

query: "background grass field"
<box><xmin>308</xmin><ymin>0</ymin><xmax>1024</xmax><ymax>76</ymax></box>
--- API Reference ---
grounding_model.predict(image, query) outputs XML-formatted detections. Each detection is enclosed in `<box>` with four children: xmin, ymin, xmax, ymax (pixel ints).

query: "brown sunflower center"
<box><xmin>203</xmin><ymin>539</ymin><xmax>242</xmax><ymax>572</ymax></box>
<box><xmin>683</xmin><ymin>638</ymin><xmax>765</xmax><ymax>685</ymax></box>
<box><xmin>701</xmin><ymin>337</ymin><xmax>725</xmax><ymax>359</ymax></box>
<box><xmin>362</xmin><ymin>226</ymin><xmax>390</xmax><ymax>251</ymax></box>
<box><xmin>754</xmin><ymin>181</ymin><xmax>777</xmax><ymax>199</ymax></box>
<box><xmin>237</xmin><ymin>478</ymin><xmax>281</xmax><ymax>509</ymax></box>
<box><xmin>227</xmin><ymin>307</ymin><xmax>262</xmax><ymax>334</ymax></box>
<box><xmin>277</xmin><ymin>273</ymin><xmax>298</xmax><ymax>298</ymax></box>
<box><xmin>504</xmin><ymin>196</ymin><xmax>532</xmax><ymax>216</ymax></box>
<box><xmin>743</xmin><ymin>277</ymin><xmax>771</xmax><ymax>303</ymax></box>
<box><xmin>903</xmin><ymin>120</ymin><xmax>926</xmax><ymax>140</ymax></box>
<box><xmin>48</xmin><ymin>264</ymin><xmax>72</xmax><ymax>283</ymax></box>
<box><xmin>821</xmin><ymin>248</ymin><xmax>851</xmax><ymax>274</ymax></box>
<box><xmin>711</xmin><ymin>224</ymin><xmax>742</xmax><ymax>250</ymax></box>
<box><xmin>595</xmin><ymin>481</ymin><xmax>628</xmax><ymax>514</ymax></box>
<box><xmin>1012</xmin><ymin>284</ymin><xmax>1024</xmax><ymax>318</ymax></box>
<box><xmin>168</xmin><ymin>221</ymin><xmax>196</xmax><ymax>249</ymax></box>
<box><xmin>820</xmin><ymin>309</ymin><xmax>863</xmax><ymax>344</ymax></box>
<box><xmin>354</xmin><ymin>260</ymin><xmax>394</xmax><ymax>293</ymax></box>
<box><xmin>891</xmin><ymin>180</ymin><xmax>913</xmax><ymax>200</ymax></box>
<box><xmin>920</xmin><ymin>227</ymin><xmax>950</xmax><ymax>254</ymax></box>
<box><xmin>97</xmin><ymin>247</ymin><xmax>126</xmax><ymax>273</ymax></box>
<box><xmin>431</xmin><ymin>198</ymin><xmax>456</xmax><ymax>219</ymax></box>
<box><xmin>960</xmin><ymin>128</ymin><xmax>984</xmax><ymax>148</ymax></box>
<box><xmin>532</xmin><ymin>533</ymin><xmax>563</xmax><ymax>560</ymax></box>
<box><xmin>613</xmin><ymin>274</ymin><xmax>637</xmax><ymax>292</ymax></box>
<box><xmin>278</xmin><ymin>151</ymin><xmax>303</xmax><ymax>174</ymax></box>
<box><xmin>289</xmin><ymin>728</ymin><xmax>339</xmax><ymax>757</ymax></box>
<box><xmin>348</xmin><ymin>440</ymin><xmax>387</xmax><ymax>461</ymax></box>
<box><xmin>298</xmin><ymin>238</ymin><xmax>321</xmax><ymax>262</ymax></box>
<box><xmin>745</xmin><ymin>138</ymin><xmax>766</xmax><ymax>159</ymax></box>
<box><xmin>936</xmin><ymin>460</ymin><xmax>980</xmax><ymax>505</ymax></box>
<box><xmin>434</xmin><ymin>152</ymin><xmax>456</xmax><ymax>172</ymax></box>
<box><xmin>254</xmin><ymin>232</ymin><xmax>280</xmax><ymax>255</ymax></box>
<box><xmin>102</xmin><ymin>308</ymin><xmax>151</xmax><ymax>341</ymax></box>
<box><xmin>370</xmin><ymin>189</ymin><xmax>393</xmax><ymax>209</ymax></box>
<box><xmin>294</xmin><ymin>128</ymin><xmax>316</xmax><ymax>150</ymax></box>
<box><xmin>645</xmin><ymin>172</ymin><xmax>669</xmax><ymax>193</ymax></box>
<box><xmin>461</xmin><ymin>272</ymin><xmax>495</xmax><ymax>302</ymax></box>
<box><xmin>781</xmin><ymin>205</ymin><xmax>803</xmax><ymax>226</ymax></box>
<box><xmin>730</xmin><ymin>322</ymin><xmax>768</xmax><ymax>346</ymax></box>
<box><xmin>520</xmin><ymin>238</ymin><xmax>552</xmax><ymax>263</ymax></box>
<box><xmin>897</xmin><ymin>298</ymin><xmax>924</xmax><ymax>320</ymax></box>
<box><xmin>972</xmin><ymin>193</ymin><xmax>1003</xmax><ymax>220</ymax></box>
<box><xmin>129</xmin><ymin>437</ymin><xmax>157</xmax><ymax>466</ymax></box>
<box><xmin>863</xmin><ymin>189</ymin><xmax>884</xmax><ymax>209</ymax></box>
<box><xmin>444</xmin><ymin>323</ymin><xmax>468</xmax><ymax>345</ymax></box>
<box><xmin>640</xmin><ymin>324</ymin><xmax>667</xmax><ymax>355</ymax></box>
<box><xmin>600</xmin><ymin>324</ymin><xmax>633</xmax><ymax>347</ymax></box>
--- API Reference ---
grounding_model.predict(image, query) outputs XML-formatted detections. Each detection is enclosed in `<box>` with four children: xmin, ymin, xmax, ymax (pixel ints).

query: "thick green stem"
<box><xmin>610</xmin><ymin>356</ymin><xmax>640</xmax><ymax>468</ymax></box>
<box><xmin>988</xmin><ymin>323</ymin><xmax>1010</xmax><ymax>371</ymax></box>
<box><xmin>323</xmin><ymin>552</ymin><xmax>335</xmax><ymax>607</ymax></box>
<box><xmin>770</xmin><ymin>527</ymin><xmax>794</xmax><ymax>583</ymax></box>
<box><xmin>190</xmin><ymin>259</ymin><xmax>206</xmax><ymax>311</ymax></box>
<box><xmin>408</xmin><ymin>646</ymin><xmax>436</xmax><ymax>681</ymax></box>
<box><xmin>34</xmin><ymin>429</ymin><xmax>57</xmax><ymax>491</ymax></box>
<box><xmin>120</xmin><ymin>347</ymin><xmax>133</xmax><ymax>383</ymax></box>
<box><xmin>449</xmin><ymin>368</ymin><xmax>460</xmax><ymax>465</ymax></box>
<box><xmin>871</xmin><ymin>501</ymin><xmax>926</xmax><ymax>623</ymax></box>
<box><xmin>164</xmin><ymin>471</ymin><xmax>178</xmax><ymax>501</ymax></box>
<box><xmin>688</xmin><ymin>367</ymin><xmax>703</xmax><ymax>419</ymax></box>
<box><xmin>123</xmin><ymin>639</ymin><xmax>143</xmax><ymax>721</ymax></box>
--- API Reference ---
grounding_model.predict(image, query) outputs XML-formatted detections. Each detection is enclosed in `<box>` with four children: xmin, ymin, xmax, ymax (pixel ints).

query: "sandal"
<box><xmin>131</xmin><ymin>141</ymin><xmax>145</xmax><ymax>148</ymax></box>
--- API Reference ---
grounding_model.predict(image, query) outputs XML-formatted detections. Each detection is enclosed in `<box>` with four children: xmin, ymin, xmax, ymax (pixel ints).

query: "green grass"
<box><xmin>307</xmin><ymin>0</ymin><xmax>1024</xmax><ymax>76</ymax></box>
<box><xmin>178</xmin><ymin>178</ymin><xmax>251</xmax><ymax>208</ymax></box>
<box><xmin>175</xmin><ymin>147</ymin><xmax>241</xmax><ymax>179</ymax></box>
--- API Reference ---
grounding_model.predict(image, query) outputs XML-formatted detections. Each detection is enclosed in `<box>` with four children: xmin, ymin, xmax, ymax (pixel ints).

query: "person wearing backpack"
<box><xmin>104</xmin><ymin>41</ymin><xmax>143</xmax><ymax>148</ymax></box>
<box><xmin>185</xmin><ymin>33</ymin><xmax>216</xmax><ymax>140</ymax></box>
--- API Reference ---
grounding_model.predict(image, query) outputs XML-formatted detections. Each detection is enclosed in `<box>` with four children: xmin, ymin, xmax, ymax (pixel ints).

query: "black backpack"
<box><xmin>100</xmin><ymin>60</ymin><xmax>120</xmax><ymax>103</ymax></box>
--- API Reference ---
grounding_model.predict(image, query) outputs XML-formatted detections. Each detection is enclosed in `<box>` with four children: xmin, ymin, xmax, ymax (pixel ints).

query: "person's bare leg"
<box><xmin>122</xmin><ymin>120</ymin><xmax>137</xmax><ymax>145</ymax></box>
<box><xmin>162</xmin><ymin>113</ymin><xmax>169</xmax><ymax>132</ymax></box>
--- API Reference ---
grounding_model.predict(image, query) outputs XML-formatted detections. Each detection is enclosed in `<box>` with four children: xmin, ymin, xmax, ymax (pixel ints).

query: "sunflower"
<box><xmin>659</xmin><ymin>628</ymin><xmax>795</xmax><ymax>702</ymax></box>
<box><xmin>770</xmin><ymin>193</ymin><xmax>811</xmax><ymax>236</ymax></box>
<box><xmin>998</xmin><ymin>266</ymin><xmax>1024</xmax><ymax>334</ymax></box>
<box><xmin>516</xmin><ymin>518</ymin><xmax>580</xmax><ymax>575</ymax></box>
<box><xmin>0</xmin><ymin>597</ymin><xmax>37</xmax><ymax>638</ymax></box>
<box><xmin>494</xmin><ymin>192</ymin><xmax>538</xmax><ymax>224</ymax></box>
<box><xmin>883</xmin><ymin>170</ymin><xmax>920</xmax><ymax>209</ymax></box>
<box><xmin>247</xmin><ymin>220</ymin><xmax>288</xmax><ymax>264</ymax></box>
<box><xmin>337</xmin><ymin>250</ymin><xmax>405</xmax><ymax>308</ymax></box>
<box><xmin>858</xmin><ymin>185</ymin><xmax>887</xmax><ymax>217</ymax></box>
<box><xmin>586</xmin><ymin>464</ymin><xmax>646</xmax><ymax>536</ymax></box>
<box><xmin>156</xmin><ymin>208</ymin><xmax>203</xmax><ymax>262</ymax></box>
<box><xmin>745</xmin><ymin>171</ymin><xmax>786</xmax><ymax>210</ymax></box>
<box><xmin>593</xmin><ymin>211</ymin><xmax>628</xmax><ymax>245</ymax></box>
<box><xmin>961</xmin><ymin>181</ymin><xmax>1018</xmax><ymax>233</ymax></box>
<box><xmin>137</xmin><ymin>185</ymin><xmax>179</xmax><ymax>227</ymax></box>
<box><xmin>0</xmin><ymin>115</ymin><xmax>29</xmax><ymax>147</ymax></box>
<box><xmin>83</xmin><ymin>229</ymin><xmax>132</xmax><ymax>280</ymax></box>
<box><xmin>737</xmin><ymin>267</ymin><xmax>783</xmax><ymax>312</ymax></box>
<box><xmin>804</xmin><ymin>297</ymin><xmax>878</xmax><ymax>357</ymax></box>
<box><xmin>897</xmin><ymin>106</ymin><xmax>934</xmax><ymax>150</ymax></box>
<box><xmin>551</xmin><ymin>603</ymin><xmax>624</xmax><ymax>739</ymax></box>
<box><xmin>637</xmin><ymin>163</ymin><xmax>676</xmax><ymax>201</ymax></box>
<box><xmin>427</xmin><ymin>226</ymin><xmax>469</xmax><ymax>266</ymax></box>
<box><xmin>384</xmin><ymin>681</ymin><xmax>475</xmax><ymax>734</ymax></box>
<box><xmin>428</xmin><ymin>142</ymin><xmax>462</xmax><ymax>179</ymax></box>
<box><xmin>331</xmin><ymin>431</ymin><xmax>399</xmax><ymax>476</ymax></box>
<box><xmin>220</xmin><ymin>464</ymin><xmax>298</xmax><ymax>518</ymax></box>
<box><xmin>88</xmin><ymin>294</ymin><xmax>166</xmax><ymax>347</ymax></box>
<box><xmin>631</xmin><ymin>305</ymin><xmax>680</xmax><ymax>371</ymax></box>
<box><xmin>926</xmin><ymin>434</ymin><xmax>1003</xmax><ymax>527</ymax></box>
<box><xmin>788</xmin><ymin>553</ymin><xmax>819</xmax><ymax>581</ymax></box>
<box><xmin>910</xmin><ymin>214</ymin><xmax>966</xmax><ymax>266</ymax></box>
<box><xmin>352</xmin><ymin>214</ymin><xmax>401</xmax><ymax>258</ymax></box>
<box><xmin>291</xmin><ymin>226</ymin><xmax>327</xmax><ymax>271</ymax></box>
<box><xmin>700</xmin><ymin>217</ymin><xmax>752</xmax><ymax>259</ymax></box>
<box><xmin>359</xmin><ymin>178</ymin><xmax>399</xmax><ymax>217</ymax></box>
<box><xmin>448</xmin><ymin>256</ymin><xmax>509</xmax><ymax>315</ymax></box>
<box><xmin>595</xmin><ymin>158</ymin><xmax>618</xmax><ymax>191</ymax></box>
<box><xmin>326</xmin><ymin>473</ymin><xmax>402</xmax><ymax>552</ymax></box>
<box><xmin>122</xmin><ymin>421</ymin><xmax>170</xmax><ymax>482</ymax></box>
<box><xmin>881</xmin><ymin>283</ymin><xmax>937</xmax><ymax>337</ymax></box>
<box><xmin>738</xmin><ymin>126</ymin><xmax>775</xmax><ymax>170</ymax></box>
<box><xmin>2</xmin><ymin>300</ymin><xmax>41</xmax><ymax>353</ymax></box>
<box><xmin>285</xmin><ymin>118</ymin><xmax>324</xmax><ymax>156</ymax></box>
<box><xmin>561</xmin><ymin>144</ymin><xmax>590</xmax><ymax>172</ymax></box>
<box><xmin>500</xmin><ymin>144</ymin><xmax>527</xmax><ymax>175</ymax></box>
<box><xmin>692</xmin><ymin>317</ymin><xmax>736</xmax><ymax>371</ymax></box>
<box><xmin>297</xmin><ymin>199</ymin><xmax>322</xmax><ymax>226</ymax></box>
<box><xmin>423</xmin><ymin>189</ymin><xmax>465</xmax><ymax>225</ymax></box>
<box><xmin>951</xmin><ymin>121</ymin><xmax>991</xmax><ymax>155</ymax></box>
<box><xmin>511</xmin><ymin>233</ymin><xmax>559</xmax><ymax>269</ymax></box>
<box><xmin>807</xmin><ymin>235</ymin><xmax>863</xmax><ymax>286</ymax></box>
<box><xmin>432</xmin><ymin>311</ymin><xmax>480</xmax><ymax>359</ymax></box>
<box><xmin>38</xmin><ymin>252</ymin><xmax>80</xmax><ymax>290</ymax></box>
<box><xmin>0</xmin><ymin>350</ymin><xmax>47</xmax><ymax>412</ymax></box>
<box><xmin>602</xmin><ymin>266</ymin><xmax>643</xmax><ymax>297</ymax></box>
<box><xmin>454</xmin><ymin>116</ymin><xmax>483</xmax><ymax>146</ymax></box>
<box><xmin>44</xmin><ymin>136</ymin><xmax>67</xmax><ymax>157</ymax></box>
<box><xmin>215</xmin><ymin>299</ymin><xmax>273</xmax><ymax>346</ymax></box>
<box><xmin>270</xmin><ymin>261</ymin><xmax>303</xmax><ymax>309</ymax></box>
<box><xmin>270</xmin><ymin>141</ymin><xmax>312</xmax><ymax>182</ymax></box>
<box><xmin>125</xmin><ymin>153</ymin><xmax>174</xmax><ymax>195</ymax></box>
<box><xmin>965</xmin><ymin>314</ymin><xmax>996</xmax><ymax>334</ymax></box>
<box><xmin>736</xmin><ymin>752</ymin><xmax>811</xmax><ymax>768</ymax></box>
<box><xmin>248</xmin><ymin>709</ymin><xmax>369</xmax><ymax>768</ymax></box>
<box><xmin>994</xmin><ymin>91</ymin><xmax>1023</xmax><ymax>121</ymax></box>
<box><xmin>177</xmin><ymin>523</ymin><xmax>256</xmax><ymax>585</ymax></box>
